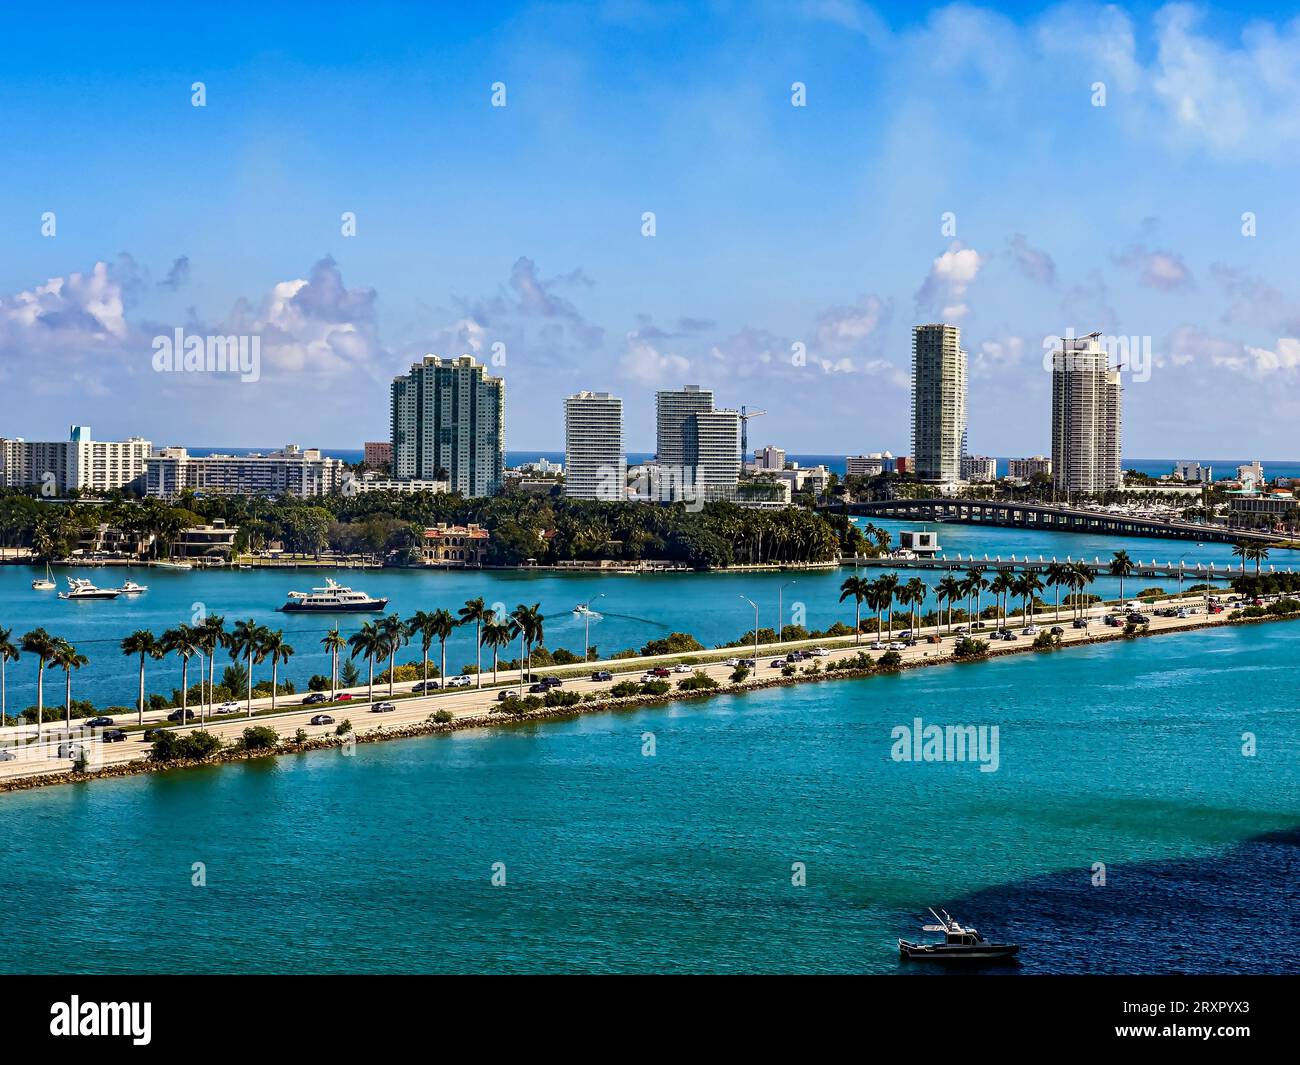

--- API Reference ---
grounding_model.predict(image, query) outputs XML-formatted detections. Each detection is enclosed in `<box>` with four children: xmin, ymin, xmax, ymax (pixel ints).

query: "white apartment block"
<box><xmin>1173</xmin><ymin>460</ymin><xmax>1212</xmax><ymax>484</ymax></box>
<box><xmin>911</xmin><ymin>324</ymin><xmax>967</xmax><ymax>484</ymax></box>
<box><xmin>1050</xmin><ymin>332</ymin><xmax>1122</xmax><ymax>495</ymax></box>
<box><xmin>960</xmin><ymin>454</ymin><xmax>998</xmax><ymax>483</ymax></box>
<box><xmin>845</xmin><ymin>452</ymin><xmax>893</xmax><ymax>478</ymax></box>
<box><xmin>0</xmin><ymin>426</ymin><xmax>151</xmax><ymax>494</ymax></box>
<box><xmin>653</xmin><ymin>385</ymin><xmax>740</xmax><ymax>502</ymax></box>
<box><xmin>564</xmin><ymin>391</ymin><xmax>624</xmax><ymax>501</ymax></box>
<box><xmin>145</xmin><ymin>445</ymin><xmax>345</xmax><ymax>499</ymax></box>
<box><xmin>390</xmin><ymin>354</ymin><xmax>505</xmax><ymax>497</ymax></box>
<box><xmin>1008</xmin><ymin>455</ymin><xmax>1052</xmax><ymax>480</ymax></box>
<box><xmin>751</xmin><ymin>445</ymin><xmax>786</xmax><ymax>471</ymax></box>
<box><xmin>690</xmin><ymin>408</ymin><xmax>741</xmax><ymax>501</ymax></box>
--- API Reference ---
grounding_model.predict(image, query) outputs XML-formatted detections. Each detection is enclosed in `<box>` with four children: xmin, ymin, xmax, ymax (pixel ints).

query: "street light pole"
<box><xmin>740</xmin><ymin>595</ymin><xmax>759</xmax><ymax>665</ymax></box>
<box><xmin>778</xmin><ymin>580</ymin><xmax>796</xmax><ymax>644</ymax></box>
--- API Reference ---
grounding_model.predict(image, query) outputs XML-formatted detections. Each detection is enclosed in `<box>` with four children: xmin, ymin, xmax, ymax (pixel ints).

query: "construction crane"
<box><xmin>739</xmin><ymin>405</ymin><xmax>767</xmax><ymax>466</ymax></box>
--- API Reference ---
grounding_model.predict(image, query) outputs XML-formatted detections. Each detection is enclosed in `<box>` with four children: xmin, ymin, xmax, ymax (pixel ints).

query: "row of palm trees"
<box><xmin>0</xmin><ymin>598</ymin><xmax>550</xmax><ymax>734</ymax></box>
<box><xmin>838</xmin><ymin>559</ymin><xmax>1111</xmax><ymax>642</ymax></box>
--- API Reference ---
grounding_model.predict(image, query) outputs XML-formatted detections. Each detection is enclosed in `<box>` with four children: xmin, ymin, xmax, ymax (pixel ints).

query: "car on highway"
<box><xmin>83</xmin><ymin>716</ymin><xmax>115</xmax><ymax>728</ymax></box>
<box><xmin>810</xmin><ymin>648</ymin><xmax>830</xmax><ymax>657</ymax></box>
<box><xmin>539</xmin><ymin>676</ymin><xmax>563</xmax><ymax>687</ymax></box>
<box><xmin>309</xmin><ymin>714</ymin><xmax>335</xmax><ymax>726</ymax></box>
<box><xmin>142</xmin><ymin>728</ymin><xmax>167</xmax><ymax>741</ymax></box>
<box><xmin>740</xmin><ymin>659</ymin><xmax>757</xmax><ymax>668</ymax></box>
<box><xmin>371</xmin><ymin>702</ymin><xmax>396</xmax><ymax>713</ymax></box>
<box><xmin>1022</xmin><ymin>625</ymin><xmax>1038</xmax><ymax>636</ymax></box>
<box><xmin>649</xmin><ymin>668</ymin><xmax>671</xmax><ymax>678</ymax></box>
<box><xmin>302</xmin><ymin>693</ymin><xmax>328</xmax><ymax>705</ymax></box>
<box><xmin>529</xmin><ymin>682</ymin><xmax>548</xmax><ymax>693</ymax></box>
<box><xmin>445</xmin><ymin>675</ymin><xmax>473</xmax><ymax>688</ymax></box>
<box><xmin>870</xmin><ymin>640</ymin><xmax>887</xmax><ymax>651</ymax></box>
<box><xmin>888</xmin><ymin>641</ymin><xmax>907</xmax><ymax>650</ymax></box>
<box><xmin>671</xmin><ymin>664</ymin><xmax>691</xmax><ymax>673</ymax></box>
<box><xmin>166</xmin><ymin>708</ymin><xmax>196</xmax><ymax>723</ymax></box>
<box><xmin>1050</xmin><ymin>626</ymin><xmax>1065</xmax><ymax>637</ymax></box>
<box><xmin>723</xmin><ymin>658</ymin><xmax>741</xmax><ymax>667</ymax></box>
<box><xmin>497</xmin><ymin>689</ymin><xmax>519</xmax><ymax>701</ymax></box>
<box><xmin>214</xmin><ymin>701</ymin><xmax>240</xmax><ymax>715</ymax></box>
<box><xmin>590</xmin><ymin>670</ymin><xmax>613</xmax><ymax>681</ymax></box>
<box><xmin>102</xmin><ymin>729</ymin><xmax>127</xmax><ymax>743</ymax></box>
<box><xmin>412</xmin><ymin>680</ymin><xmax>440</xmax><ymax>692</ymax></box>
<box><xmin>0</xmin><ymin>750</ymin><xmax>16</xmax><ymax>761</ymax></box>
<box><xmin>335</xmin><ymin>692</ymin><xmax>354</xmax><ymax>701</ymax></box>
<box><xmin>1073</xmin><ymin>618</ymin><xmax>1090</xmax><ymax>628</ymax></box>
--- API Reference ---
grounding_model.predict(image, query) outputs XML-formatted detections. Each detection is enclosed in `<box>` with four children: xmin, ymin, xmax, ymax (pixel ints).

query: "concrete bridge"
<box><xmin>835</xmin><ymin>553</ymin><xmax>1289</xmax><ymax>579</ymax></box>
<box><xmin>830</xmin><ymin>498</ymin><xmax>1285</xmax><ymax>546</ymax></box>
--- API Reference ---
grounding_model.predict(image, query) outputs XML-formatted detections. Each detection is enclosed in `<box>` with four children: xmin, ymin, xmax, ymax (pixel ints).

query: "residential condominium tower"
<box><xmin>654</xmin><ymin>385</ymin><xmax>739</xmax><ymax>501</ymax></box>
<box><xmin>564</xmin><ymin>391</ymin><xmax>624</xmax><ymax>501</ymax></box>
<box><xmin>0</xmin><ymin>425</ymin><xmax>151</xmax><ymax>495</ymax></box>
<box><xmin>1050</xmin><ymin>331</ymin><xmax>1122</xmax><ymax>495</ymax></box>
<box><xmin>390</xmin><ymin>355</ymin><xmax>505</xmax><ymax>498</ymax></box>
<box><xmin>911</xmin><ymin>324</ymin><xmax>967</xmax><ymax>484</ymax></box>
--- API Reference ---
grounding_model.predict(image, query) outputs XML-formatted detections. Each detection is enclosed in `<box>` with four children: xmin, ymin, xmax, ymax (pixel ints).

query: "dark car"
<box><xmin>166</xmin><ymin>708</ymin><xmax>196</xmax><ymax>723</ymax></box>
<box><xmin>1073</xmin><ymin>618</ymin><xmax>1089</xmax><ymax>628</ymax></box>
<box><xmin>84</xmin><ymin>716</ymin><xmax>115</xmax><ymax>728</ymax></box>
<box><xmin>309</xmin><ymin>714</ymin><xmax>335</xmax><ymax>726</ymax></box>
<box><xmin>371</xmin><ymin>701</ymin><xmax>396</xmax><ymax>713</ymax></box>
<box><xmin>528</xmin><ymin>683</ymin><xmax>547</xmax><ymax>694</ymax></box>
<box><xmin>540</xmin><ymin>676</ymin><xmax>563</xmax><ymax>688</ymax></box>
<box><xmin>590</xmin><ymin>670</ymin><xmax>613</xmax><ymax>682</ymax></box>
<box><xmin>1049</xmin><ymin>626</ymin><xmax>1065</xmax><ymax>636</ymax></box>
<box><xmin>649</xmin><ymin>668</ymin><xmax>670</xmax><ymax>678</ymax></box>
<box><xmin>101</xmin><ymin>728</ymin><xmax>127</xmax><ymax>743</ymax></box>
<box><xmin>412</xmin><ymin>680</ymin><xmax>440</xmax><ymax>692</ymax></box>
<box><xmin>302</xmin><ymin>693</ymin><xmax>328</xmax><ymax>705</ymax></box>
<box><xmin>142</xmin><ymin>728</ymin><xmax>166</xmax><ymax>741</ymax></box>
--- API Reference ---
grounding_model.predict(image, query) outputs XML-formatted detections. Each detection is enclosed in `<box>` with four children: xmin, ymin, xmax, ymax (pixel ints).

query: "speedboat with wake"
<box><xmin>898</xmin><ymin>908</ymin><xmax>1020</xmax><ymax>962</ymax></box>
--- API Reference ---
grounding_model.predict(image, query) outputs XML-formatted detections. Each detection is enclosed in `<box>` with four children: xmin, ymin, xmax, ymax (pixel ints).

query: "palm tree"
<box><xmin>20</xmin><ymin>628</ymin><xmax>58</xmax><ymax>737</ymax></box>
<box><xmin>481</xmin><ymin>614</ymin><xmax>514</xmax><ymax>684</ymax></box>
<box><xmin>510</xmin><ymin>603</ymin><xmax>545</xmax><ymax>681</ymax></box>
<box><xmin>120</xmin><ymin>630</ymin><xmax>161</xmax><ymax>727</ymax></box>
<box><xmin>321</xmin><ymin>626</ymin><xmax>346</xmax><ymax>700</ymax></box>
<box><xmin>1071</xmin><ymin>562</ymin><xmax>1097</xmax><ymax>620</ymax></box>
<box><xmin>261</xmin><ymin>630</ymin><xmax>294</xmax><ymax>711</ymax></box>
<box><xmin>429</xmin><ymin>609</ymin><xmax>457</xmax><ymax>690</ymax></box>
<box><xmin>1232</xmin><ymin>541</ymin><xmax>1250</xmax><ymax>575</ymax></box>
<box><xmin>838</xmin><ymin>576</ymin><xmax>871</xmax><ymax>644</ymax></box>
<box><xmin>161</xmin><ymin>624</ymin><xmax>201</xmax><ymax>722</ymax></box>
<box><xmin>0</xmin><ymin>627</ymin><xmax>18</xmax><ymax>728</ymax></box>
<box><xmin>990</xmin><ymin>570</ymin><xmax>1015</xmax><ymax>629</ymax></box>
<box><xmin>875</xmin><ymin>573</ymin><xmax>899</xmax><ymax>640</ymax></box>
<box><xmin>1045</xmin><ymin>562</ymin><xmax>1070</xmax><ymax>622</ymax></box>
<box><xmin>963</xmin><ymin>568</ymin><xmax>989</xmax><ymax>628</ymax></box>
<box><xmin>197</xmin><ymin>615</ymin><xmax>227</xmax><ymax>724</ymax></box>
<box><xmin>52</xmin><ymin>639</ymin><xmax>88</xmax><ymax>730</ymax></box>
<box><xmin>1248</xmin><ymin>543</ymin><xmax>1269</xmax><ymax>574</ymax></box>
<box><xmin>902</xmin><ymin>577</ymin><xmax>926</xmax><ymax>634</ymax></box>
<box><xmin>406</xmin><ymin>611</ymin><xmax>442</xmax><ymax>692</ymax></box>
<box><xmin>378</xmin><ymin>614</ymin><xmax>407</xmax><ymax>697</ymax></box>
<box><xmin>936</xmin><ymin>575</ymin><xmax>962</xmax><ymax>632</ymax></box>
<box><xmin>458</xmin><ymin>598</ymin><xmax>490</xmax><ymax>688</ymax></box>
<box><xmin>228</xmin><ymin>619</ymin><xmax>269</xmax><ymax>718</ymax></box>
<box><xmin>347</xmin><ymin>622</ymin><xmax>385</xmax><ymax>707</ymax></box>
<box><xmin>1109</xmin><ymin>550</ymin><xmax>1135</xmax><ymax>605</ymax></box>
<box><xmin>1019</xmin><ymin>572</ymin><xmax>1044</xmax><ymax>623</ymax></box>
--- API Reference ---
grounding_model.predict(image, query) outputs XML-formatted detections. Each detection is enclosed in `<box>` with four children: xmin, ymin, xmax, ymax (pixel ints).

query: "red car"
<box><xmin>336</xmin><ymin>693</ymin><xmax>354</xmax><ymax>701</ymax></box>
<box><xmin>650</xmin><ymin>667</ymin><xmax>671</xmax><ymax>678</ymax></box>
<box><xmin>1208</xmin><ymin>605</ymin><xmax>1224</xmax><ymax>614</ymax></box>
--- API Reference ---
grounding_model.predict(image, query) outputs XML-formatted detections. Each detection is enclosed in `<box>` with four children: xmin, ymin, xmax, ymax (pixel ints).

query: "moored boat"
<box><xmin>898</xmin><ymin>908</ymin><xmax>1020</xmax><ymax>962</ymax></box>
<box><xmin>57</xmin><ymin>577</ymin><xmax>121</xmax><ymax>601</ymax></box>
<box><xmin>115</xmin><ymin>579</ymin><xmax>149</xmax><ymax>594</ymax></box>
<box><xmin>32</xmin><ymin>563</ymin><xmax>56</xmax><ymax>591</ymax></box>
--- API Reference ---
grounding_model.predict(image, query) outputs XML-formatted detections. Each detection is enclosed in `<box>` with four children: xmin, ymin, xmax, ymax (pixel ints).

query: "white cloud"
<box><xmin>915</xmin><ymin>242</ymin><xmax>983</xmax><ymax>321</ymax></box>
<box><xmin>618</xmin><ymin>334</ymin><xmax>689</xmax><ymax>385</ymax></box>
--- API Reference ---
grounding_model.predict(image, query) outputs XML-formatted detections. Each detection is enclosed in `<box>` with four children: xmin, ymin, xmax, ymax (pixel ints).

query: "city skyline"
<box><xmin>5</xmin><ymin>3</ymin><xmax>1300</xmax><ymax>456</ymax></box>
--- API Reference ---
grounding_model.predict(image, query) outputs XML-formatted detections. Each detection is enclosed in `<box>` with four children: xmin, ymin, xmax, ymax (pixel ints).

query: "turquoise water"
<box><xmin>0</xmin><ymin>518</ymin><xmax>1282</xmax><ymax>711</ymax></box>
<box><xmin>1</xmin><ymin>617</ymin><xmax>1297</xmax><ymax>974</ymax></box>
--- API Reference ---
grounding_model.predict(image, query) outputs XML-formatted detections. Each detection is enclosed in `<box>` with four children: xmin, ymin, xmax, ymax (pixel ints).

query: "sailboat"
<box><xmin>32</xmin><ymin>563</ymin><xmax>56</xmax><ymax>591</ymax></box>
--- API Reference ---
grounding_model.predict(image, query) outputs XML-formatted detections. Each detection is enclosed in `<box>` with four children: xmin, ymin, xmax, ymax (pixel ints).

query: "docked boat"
<box><xmin>279</xmin><ymin>577</ymin><xmax>388</xmax><ymax>613</ymax></box>
<box><xmin>57</xmin><ymin>577</ymin><xmax>121</xmax><ymax>601</ymax></box>
<box><xmin>115</xmin><ymin>579</ymin><xmax>149</xmax><ymax>595</ymax></box>
<box><xmin>898</xmin><ymin>908</ymin><xmax>1020</xmax><ymax>962</ymax></box>
<box><xmin>32</xmin><ymin>563</ymin><xmax>56</xmax><ymax>591</ymax></box>
<box><xmin>150</xmin><ymin>559</ymin><xmax>194</xmax><ymax>571</ymax></box>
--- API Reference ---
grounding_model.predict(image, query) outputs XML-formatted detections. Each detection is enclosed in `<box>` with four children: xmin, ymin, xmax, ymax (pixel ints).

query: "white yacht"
<box><xmin>150</xmin><ymin>559</ymin><xmax>194</xmax><ymax>571</ymax></box>
<box><xmin>115</xmin><ymin>579</ymin><xmax>149</xmax><ymax>594</ymax></box>
<box><xmin>57</xmin><ymin>577</ymin><xmax>121</xmax><ymax>601</ymax></box>
<box><xmin>279</xmin><ymin>577</ymin><xmax>388</xmax><ymax>613</ymax></box>
<box><xmin>32</xmin><ymin>563</ymin><xmax>56</xmax><ymax>591</ymax></box>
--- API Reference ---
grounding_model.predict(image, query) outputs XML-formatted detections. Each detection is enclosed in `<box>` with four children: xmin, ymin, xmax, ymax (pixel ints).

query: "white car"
<box><xmin>371</xmin><ymin>701</ymin><xmax>396</xmax><ymax>713</ymax></box>
<box><xmin>888</xmin><ymin>642</ymin><xmax>907</xmax><ymax>651</ymax></box>
<box><xmin>0</xmin><ymin>750</ymin><xmax>16</xmax><ymax>761</ymax></box>
<box><xmin>671</xmin><ymin>664</ymin><xmax>691</xmax><ymax>673</ymax></box>
<box><xmin>445</xmin><ymin>675</ymin><xmax>472</xmax><ymax>688</ymax></box>
<box><xmin>870</xmin><ymin>641</ymin><xmax>886</xmax><ymax>651</ymax></box>
<box><xmin>810</xmin><ymin>648</ymin><xmax>830</xmax><ymax>657</ymax></box>
<box><xmin>723</xmin><ymin>658</ymin><xmax>741</xmax><ymax>667</ymax></box>
<box><xmin>1022</xmin><ymin>625</ymin><xmax>1039</xmax><ymax>635</ymax></box>
<box><xmin>214</xmin><ymin>701</ymin><xmax>240</xmax><ymax>715</ymax></box>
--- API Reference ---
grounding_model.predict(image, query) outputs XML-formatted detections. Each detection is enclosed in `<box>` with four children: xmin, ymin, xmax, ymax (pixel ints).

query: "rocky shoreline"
<box><xmin>1</xmin><ymin>606</ymin><xmax>1292</xmax><ymax>796</ymax></box>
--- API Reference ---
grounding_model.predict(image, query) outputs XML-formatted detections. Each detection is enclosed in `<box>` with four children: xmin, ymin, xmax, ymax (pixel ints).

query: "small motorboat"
<box><xmin>32</xmin><ymin>563</ymin><xmax>56</xmax><ymax>591</ymax></box>
<box><xmin>57</xmin><ymin>577</ymin><xmax>121</xmax><ymax>601</ymax></box>
<box><xmin>150</xmin><ymin>559</ymin><xmax>193</xmax><ymax>571</ymax></box>
<box><xmin>898</xmin><ymin>908</ymin><xmax>1019</xmax><ymax>962</ymax></box>
<box><xmin>116</xmin><ymin>579</ymin><xmax>149</xmax><ymax>595</ymax></box>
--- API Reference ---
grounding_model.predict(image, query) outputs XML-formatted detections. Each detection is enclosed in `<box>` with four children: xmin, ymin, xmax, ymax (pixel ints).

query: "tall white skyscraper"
<box><xmin>564</xmin><ymin>391</ymin><xmax>624</xmax><ymax>500</ymax></box>
<box><xmin>654</xmin><ymin>385</ymin><xmax>739</xmax><ymax>501</ymax></box>
<box><xmin>390</xmin><ymin>355</ymin><xmax>505</xmax><ymax>497</ymax></box>
<box><xmin>1050</xmin><ymin>331</ymin><xmax>1122</xmax><ymax>495</ymax></box>
<box><xmin>911</xmin><ymin>324</ymin><xmax>967</xmax><ymax>483</ymax></box>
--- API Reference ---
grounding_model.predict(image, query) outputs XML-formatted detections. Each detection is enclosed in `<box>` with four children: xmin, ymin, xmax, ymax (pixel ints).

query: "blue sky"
<box><xmin>2</xmin><ymin>1</ymin><xmax>1299</xmax><ymax>458</ymax></box>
